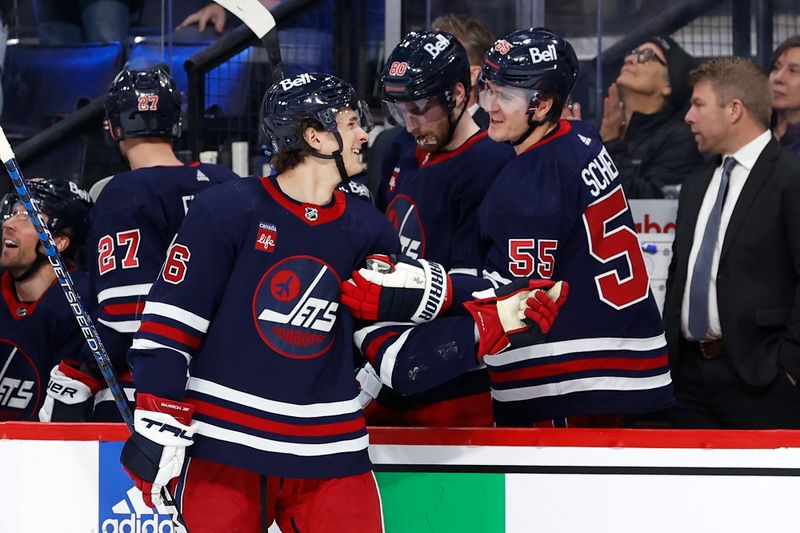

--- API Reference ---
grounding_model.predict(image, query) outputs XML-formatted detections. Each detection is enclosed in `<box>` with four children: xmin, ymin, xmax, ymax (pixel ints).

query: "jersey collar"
<box><xmin>1</xmin><ymin>271</ymin><xmax>42</xmax><ymax>320</ymax></box>
<box><xmin>415</xmin><ymin>130</ymin><xmax>488</xmax><ymax>168</ymax></box>
<box><xmin>521</xmin><ymin>120</ymin><xmax>573</xmax><ymax>154</ymax></box>
<box><xmin>261</xmin><ymin>175</ymin><xmax>347</xmax><ymax>226</ymax></box>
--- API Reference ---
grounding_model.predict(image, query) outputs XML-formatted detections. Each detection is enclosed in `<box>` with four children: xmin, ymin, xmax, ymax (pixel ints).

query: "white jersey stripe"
<box><xmin>98</xmin><ymin>317</ymin><xmax>141</xmax><ymax>334</ymax></box>
<box><xmin>491</xmin><ymin>371</ymin><xmax>673</xmax><ymax>402</ymax></box>
<box><xmin>481</xmin><ymin>270</ymin><xmax>511</xmax><ymax>288</ymax></box>
<box><xmin>379</xmin><ymin>328</ymin><xmax>414</xmax><ymax>386</ymax></box>
<box><xmin>195</xmin><ymin>421</ymin><xmax>369</xmax><ymax>456</ymax></box>
<box><xmin>449</xmin><ymin>268</ymin><xmax>478</xmax><ymax>276</ymax></box>
<box><xmin>131</xmin><ymin>338</ymin><xmax>192</xmax><ymax>365</ymax></box>
<box><xmin>143</xmin><ymin>301</ymin><xmax>210</xmax><ymax>333</ymax></box>
<box><xmin>187</xmin><ymin>377</ymin><xmax>361</xmax><ymax>419</ymax></box>
<box><xmin>97</xmin><ymin>283</ymin><xmax>153</xmax><ymax>304</ymax></box>
<box><xmin>485</xmin><ymin>334</ymin><xmax>668</xmax><ymax>367</ymax></box>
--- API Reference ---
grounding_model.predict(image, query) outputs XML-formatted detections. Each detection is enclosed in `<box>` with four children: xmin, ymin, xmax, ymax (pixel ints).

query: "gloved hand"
<box><xmin>120</xmin><ymin>394</ymin><xmax>197</xmax><ymax>509</ymax></box>
<box><xmin>464</xmin><ymin>279</ymin><xmax>569</xmax><ymax>357</ymax></box>
<box><xmin>39</xmin><ymin>360</ymin><xmax>103</xmax><ymax>422</ymax></box>
<box><xmin>341</xmin><ymin>254</ymin><xmax>452</xmax><ymax>323</ymax></box>
<box><xmin>355</xmin><ymin>362</ymin><xmax>383</xmax><ymax>409</ymax></box>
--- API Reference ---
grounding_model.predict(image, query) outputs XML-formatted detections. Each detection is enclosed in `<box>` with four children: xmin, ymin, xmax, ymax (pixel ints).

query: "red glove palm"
<box><xmin>464</xmin><ymin>279</ymin><xmax>569</xmax><ymax>358</ymax></box>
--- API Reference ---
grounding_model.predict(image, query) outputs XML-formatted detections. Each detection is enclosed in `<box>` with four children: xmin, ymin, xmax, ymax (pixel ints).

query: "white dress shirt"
<box><xmin>681</xmin><ymin>129</ymin><xmax>773</xmax><ymax>341</ymax></box>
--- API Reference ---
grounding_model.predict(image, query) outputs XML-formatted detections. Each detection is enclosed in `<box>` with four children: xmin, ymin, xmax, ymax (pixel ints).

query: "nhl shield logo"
<box><xmin>304</xmin><ymin>207</ymin><xmax>319</xmax><ymax>221</ymax></box>
<box><xmin>252</xmin><ymin>256</ymin><xmax>341</xmax><ymax>359</ymax></box>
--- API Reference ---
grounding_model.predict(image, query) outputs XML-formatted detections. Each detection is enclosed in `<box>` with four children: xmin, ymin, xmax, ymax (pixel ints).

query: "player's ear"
<box><xmin>532</xmin><ymin>94</ymin><xmax>555</xmax><ymax>122</ymax></box>
<box><xmin>303</xmin><ymin>126</ymin><xmax>322</xmax><ymax>149</ymax></box>
<box><xmin>53</xmin><ymin>234</ymin><xmax>70</xmax><ymax>254</ymax></box>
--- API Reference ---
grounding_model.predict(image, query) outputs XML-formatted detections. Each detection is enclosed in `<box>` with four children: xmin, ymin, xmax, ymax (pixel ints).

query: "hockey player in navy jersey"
<box><xmin>344</xmin><ymin>29</ymin><xmax>674</xmax><ymax>427</ymax></box>
<box><xmin>120</xmin><ymin>73</ymin><xmax>395</xmax><ymax>532</ymax></box>
<box><xmin>355</xmin><ymin>31</ymin><xmax>514</xmax><ymax>427</ymax></box>
<box><xmin>39</xmin><ymin>66</ymin><xmax>240</xmax><ymax>421</ymax></box>
<box><xmin>0</xmin><ymin>178</ymin><xmax>93</xmax><ymax>421</ymax></box>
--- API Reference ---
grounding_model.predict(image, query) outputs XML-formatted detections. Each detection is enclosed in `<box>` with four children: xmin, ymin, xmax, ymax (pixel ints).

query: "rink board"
<box><xmin>2</xmin><ymin>425</ymin><xmax>800</xmax><ymax>532</ymax></box>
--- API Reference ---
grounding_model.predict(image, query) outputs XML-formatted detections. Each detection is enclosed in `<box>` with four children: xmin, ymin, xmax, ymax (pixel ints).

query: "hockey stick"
<box><xmin>213</xmin><ymin>0</ymin><xmax>284</xmax><ymax>82</ymax></box>
<box><xmin>0</xmin><ymin>127</ymin><xmax>190</xmax><ymax>533</ymax></box>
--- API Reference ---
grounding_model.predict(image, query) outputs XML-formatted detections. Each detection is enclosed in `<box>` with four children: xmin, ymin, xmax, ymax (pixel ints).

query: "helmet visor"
<box><xmin>382</xmin><ymin>96</ymin><xmax>449</xmax><ymax>127</ymax></box>
<box><xmin>477</xmin><ymin>76</ymin><xmax>540</xmax><ymax>115</ymax></box>
<box><xmin>330</xmin><ymin>100</ymin><xmax>374</xmax><ymax>134</ymax></box>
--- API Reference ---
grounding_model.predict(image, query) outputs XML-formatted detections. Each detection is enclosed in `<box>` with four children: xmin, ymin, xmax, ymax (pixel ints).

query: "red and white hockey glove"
<box><xmin>341</xmin><ymin>254</ymin><xmax>452</xmax><ymax>323</ymax></box>
<box><xmin>38</xmin><ymin>360</ymin><xmax>103</xmax><ymax>422</ymax></box>
<box><xmin>120</xmin><ymin>394</ymin><xmax>197</xmax><ymax>509</ymax></box>
<box><xmin>464</xmin><ymin>279</ymin><xmax>569</xmax><ymax>358</ymax></box>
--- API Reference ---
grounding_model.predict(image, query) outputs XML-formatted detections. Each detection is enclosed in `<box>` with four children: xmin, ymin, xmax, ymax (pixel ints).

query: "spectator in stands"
<box><xmin>432</xmin><ymin>13</ymin><xmax>496</xmax><ymax>129</ymax></box>
<box><xmin>600</xmin><ymin>36</ymin><xmax>703</xmax><ymax>198</ymax></box>
<box><xmin>664</xmin><ymin>57</ymin><xmax>800</xmax><ymax>428</ymax></box>
<box><xmin>0</xmin><ymin>179</ymin><xmax>93</xmax><ymax>422</ymax></box>
<box><xmin>769</xmin><ymin>35</ymin><xmax>800</xmax><ymax>155</ymax></box>
<box><xmin>176</xmin><ymin>0</ymin><xmax>279</xmax><ymax>38</ymax></box>
<box><xmin>33</xmin><ymin>0</ymin><xmax>132</xmax><ymax>44</ymax></box>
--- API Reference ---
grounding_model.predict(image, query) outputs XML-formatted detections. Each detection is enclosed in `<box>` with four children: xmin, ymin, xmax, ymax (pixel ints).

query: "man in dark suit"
<box><xmin>664</xmin><ymin>56</ymin><xmax>800</xmax><ymax>428</ymax></box>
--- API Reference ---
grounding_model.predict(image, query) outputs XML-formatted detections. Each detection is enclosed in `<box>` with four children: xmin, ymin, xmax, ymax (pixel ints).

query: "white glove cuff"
<box><xmin>412</xmin><ymin>259</ymin><xmax>449</xmax><ymax>323</ymax></box>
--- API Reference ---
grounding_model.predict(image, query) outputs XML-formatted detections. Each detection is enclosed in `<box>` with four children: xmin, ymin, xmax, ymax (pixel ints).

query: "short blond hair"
<box><xmin>688</xmin><ymin>56</ymin><xmax>772</xmax><ymax>128</ymax></box>
<box><xmin>431</xmin><ymin>13</ymin><xmax>495</xmax><ymax>67</ymax></box>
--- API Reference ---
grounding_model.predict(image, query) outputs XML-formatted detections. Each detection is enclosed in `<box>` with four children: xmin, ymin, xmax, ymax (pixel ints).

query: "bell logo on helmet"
<box><xmin>388</xmin><ymin>61</ymin><xmax>409</xmax><ymax>77</ymax></box>
<box><xmin>495</xmin><ymin>40</ymin><xmax>512</xmax><ymax>54</ymax></box>
<box><xmin>279</xmin><ymin>73</ymin><xmax>317</xmax><ymax>92</ymax></box>
<box><xmin>423</xmin><ymin>34</ymin><xmax>451</xmax><ymax>59</ymax></box>
<box><xmin>529</xmin><ymin>44</ymin><xmax>558</xmax><ymax>64</ymax></box>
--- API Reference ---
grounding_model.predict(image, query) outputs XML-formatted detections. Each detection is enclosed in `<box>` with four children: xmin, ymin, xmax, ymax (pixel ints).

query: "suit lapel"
<box><xmin>678</xmin><ymin>159</ymin><xmax>718</xmax><ymax>259</ymax></box>
<box><xmin>720</xmin><ymin>139</ymin><xmax>780</xmax><ymax>260</ymax></box>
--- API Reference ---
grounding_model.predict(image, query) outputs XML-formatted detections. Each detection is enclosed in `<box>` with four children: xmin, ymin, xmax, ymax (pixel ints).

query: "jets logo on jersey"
<box><xmin>253</xmin><ymin>256</ymin><xmax>341</xmax><ymax>359</ymax></box>
<box><xmin>0</xmin><ymin>340</ymin><xmax>40</xmax><ymax>420</ymax></box>
<box><xmin>386</xmin><ymin>194</ymin><xmax>426</xmax><ymax>260</ymax></box>
<box><xmin>256</xmin><ymin>222</ymin><xmax>277</xmax><ymax>252</ymax></box>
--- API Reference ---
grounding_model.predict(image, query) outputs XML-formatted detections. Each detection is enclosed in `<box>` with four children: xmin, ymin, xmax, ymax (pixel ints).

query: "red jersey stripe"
<box><xmin>103</xmin><ymin>302</ymin><xmax>145</xmax><ymax>316</ymax></box>
<box><xmin>489</xmin><ymin>353</ymin><xmax>669</xmax><ymax>383</ymax></box>
<box><xmin>139</xmin><ymin>321</ymin><xmax>203</xmax><ymax>350</ymax></box>
<box><xmin>190</xmin><ymin>398</ymin><xmax>366</xmax><ymax>438</ymax></box>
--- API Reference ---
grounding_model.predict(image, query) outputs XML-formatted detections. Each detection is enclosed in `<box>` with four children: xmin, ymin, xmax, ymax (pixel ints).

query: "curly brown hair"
<box><xmin>270</xmin><ymin>118</ymin><xmax>324</xmax><ymax>174</ymax></box>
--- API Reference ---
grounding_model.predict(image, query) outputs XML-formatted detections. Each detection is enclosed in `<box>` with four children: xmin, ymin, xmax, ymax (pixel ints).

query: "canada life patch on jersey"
<box><xmin>386</xmin><ymin>194</ymin><xmax>426</xmax><ymax>259</ymax></box>
<box><xmin>252</xmin><ymin>256</ymin><xmax>341</xmax><ymax>359</ymax></box>
<box><xmin>255</xmin><ymin>222</ymin><xmax>277</xmax><ymax>252</ymax></box>
<box><xmin>0</xmin><ymin>339</ymin><xmax>40</xmax><ymax>421</ymax></box>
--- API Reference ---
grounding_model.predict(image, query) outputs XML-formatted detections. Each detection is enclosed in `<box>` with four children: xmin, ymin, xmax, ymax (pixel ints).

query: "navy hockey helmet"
<box><xmin>1</xmin><ymin>178</ymin><xmax>92</xmax><ymax>242</ymax></box>
<box><xmin>105</xmin><ymin>66</ymin><xmax>182</xmax><ymax>142</ymax></box>
<box><xmin>477</xmin><ymin>28</ymin><xmax>578</xmax><ymax>118</ymax></box>
<box><xmin>380</xmin><ymin>31</ymin><xmax>471</xmax><ymax>126</ymax></box>
<box><xmin>261</xmin><ymin>72</ymin><xmax>372</xmax><ymax>154</ymax></box>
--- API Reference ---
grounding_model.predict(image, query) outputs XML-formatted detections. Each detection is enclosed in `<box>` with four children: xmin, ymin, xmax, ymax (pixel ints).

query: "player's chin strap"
<box><xmin>508</xmin><ymin>114</ymin><xmax>544</xmax><ymax>147</ymax></box>
<box><xmin>443</xmin><ymin>98</ymin><xmax>469</xmax><ymax>146</ymax></box>
<box><xmin>310</xmin><ymin>131</ymin><xmax>351</xmax><ymax>184</ymax></box>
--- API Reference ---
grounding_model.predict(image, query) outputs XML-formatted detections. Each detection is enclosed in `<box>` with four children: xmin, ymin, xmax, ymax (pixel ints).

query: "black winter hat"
<box><xmin>648</xmin><ymin>36</ymin><xmax>697</xmax><ymax>110</ymax></box>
